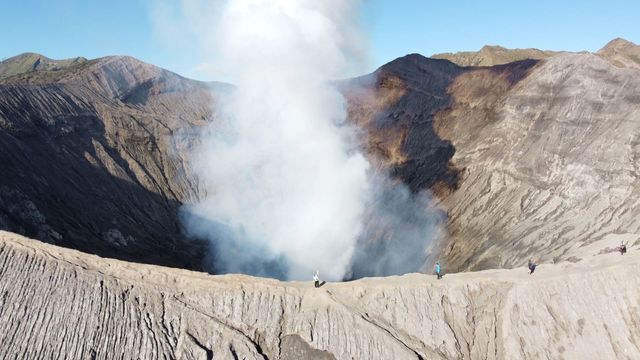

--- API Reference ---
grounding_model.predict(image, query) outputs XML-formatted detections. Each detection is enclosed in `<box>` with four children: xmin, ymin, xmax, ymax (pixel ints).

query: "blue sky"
<box><xmin>2</xmin><ymin>0</ymin><xmax>639</xmax><ymax>81</ymax></box>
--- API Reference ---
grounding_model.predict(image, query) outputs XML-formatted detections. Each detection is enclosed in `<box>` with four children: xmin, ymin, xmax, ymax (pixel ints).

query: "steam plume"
<box><xmin>182</xmin><ymin>0</ymin><xmax>369</xmax><ymax>280</ymax></box>
<box><xmin>167</xmin><ymin>0</ymin><xmax>446</xmax><ymax>280</ymax></box>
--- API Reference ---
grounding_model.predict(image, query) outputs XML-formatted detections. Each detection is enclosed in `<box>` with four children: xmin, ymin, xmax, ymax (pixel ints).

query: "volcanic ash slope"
<box><xmin>437</xmin><ymin>53</ymin><xmax>640</xmax><ymax>271</ymax></box>
<box><xmin>1</xmin><ymin>231</ymin><xmax>639</xmax><ymax>359</ymax></box>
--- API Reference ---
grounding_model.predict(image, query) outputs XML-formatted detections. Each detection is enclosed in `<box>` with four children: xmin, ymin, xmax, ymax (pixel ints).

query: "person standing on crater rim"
<box><xmin>313</xmin><ymin>270</ymin><xmax>320</xmax><ymax>288</ymax></box>
<box><xmin>618</xmin><ymin>241</ymin><xmax>627</xmax><ymax>255</ymax></box>
<box><xmin>528</xmin><ymin>259</ymin><xmax>537</xmax><ymax>275</ymax></box>
<box><xmin>435</xmin><ymin>262</ymin><xmax>442</xmax><ymax>279</ymax></box>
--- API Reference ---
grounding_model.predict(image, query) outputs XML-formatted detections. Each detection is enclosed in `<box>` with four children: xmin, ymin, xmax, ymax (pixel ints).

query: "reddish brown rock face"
<box><xmin>344</xmin><ymin>50</ymin><xmax>640</xmax><ymax>273</ymax></box>
<box><xmin>343</xmin><ymin>54</ymin><xmax>463</xmax><ymax>193</ymax></box>
<box><xmin>344</xmin><ymin>73</ymin><xmax>408</xmax><ymax>168</ymax></box>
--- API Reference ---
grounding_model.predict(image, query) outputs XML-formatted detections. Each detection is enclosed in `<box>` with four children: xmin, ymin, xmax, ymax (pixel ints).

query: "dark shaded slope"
<box><xmin>344</xmin><ymin>55</ymin><xmax>538</xmax><ymax>195</ymax></box>
<box><xmin>343</xmin><ymin>55</ymin><xmax>541</xmax><ymax>273</ymax></box>
<box><xmin>0</xmin><ymin>55</ymin><xmax>220</xmax><ymax>269</ymax></box>
<box><xmin>341</xmin><ymin>55</ymin><xmax>464</xmax><ymax>278</ymax></box>
<box><xmin>344</xmin><ymin>54</ymin><xmax>464</xmax><ymax>192</ymax></box>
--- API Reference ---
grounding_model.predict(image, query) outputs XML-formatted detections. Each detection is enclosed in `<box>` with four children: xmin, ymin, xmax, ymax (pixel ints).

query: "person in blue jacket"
<box><xmin>435</xmin><ymin>262</ymin><xmax>442</xmax><ymax>279</ymax></box>
<box><xmin>528</xmin><ymin>259</ymin><xmax>537</xmax><ymax>274</ymax></box>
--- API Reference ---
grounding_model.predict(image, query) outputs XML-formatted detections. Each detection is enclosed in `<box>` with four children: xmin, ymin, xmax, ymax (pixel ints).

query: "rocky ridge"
<box><xmin>432</xmin><ymin>38</ymin><xmax>640</xmax><ymax>70</ymax></box>
<box><xmin>0</xmin><ymin>53</ymin><xmax>222</xmax><ymax>269</ymax></box>
<box><xmin>0</xmin><ymin>53</ymin><xmax>88</xmax><ymax>79</ymax></box>
<box><xmin>432</xmin><ymin>45</ymin><xmax>562</xmax><ymax>67</ymax></box>
<box><xmin>597</xmin><ymin>38</ymin><xmax>640</xmax><ymax>70</ymax></box>
<box><xmin>346</xmin><ymin>43</ymin><xmax>640</xmax><ymax>271</ymax></box>
<box><xmin>1</xmin><ymin>230</ymin><xmax>639</xmax><ymax>359</ymax></box>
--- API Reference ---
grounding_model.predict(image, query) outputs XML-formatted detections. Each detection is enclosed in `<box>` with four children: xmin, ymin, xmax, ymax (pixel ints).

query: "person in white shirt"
<box><xmin>313</xmin><ymin>270</ymin><xmax>320</xmax><ymax>288</ymax></box>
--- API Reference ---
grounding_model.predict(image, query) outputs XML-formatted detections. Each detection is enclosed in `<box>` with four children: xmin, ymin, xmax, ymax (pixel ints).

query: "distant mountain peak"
<box><xmin>599</xmin><ymin>37</ymin><xmax>637</xmax><ymax>51</ymax></box>
<box><xmin>432</xmin><ymin>45</ymin><xmax>560</xmax><ymax>67</ymax></box>
<box><xmin>376</xmin><ymin>53</ymin><xmax>462</xmax><ymax>85</ymax></box>
<box><xmin>479</xmin><ymin>45</ymin><xmax>507</xmax><ymax>52</ymax></box>
<box><xmin>596</xmin><ymin>37</ymin><xmax>640</xmax><ymax>70</ymax></box>
<box><xmin>0</xmin><ymin>52</ymin><xmax>88</xmax><ymax>79</ymax></box>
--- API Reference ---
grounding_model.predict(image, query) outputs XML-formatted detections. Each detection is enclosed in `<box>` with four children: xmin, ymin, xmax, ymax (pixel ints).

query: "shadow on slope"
<box><xmin>0</xmin><ymin>84</ymin><xmax>206</xmax><ymax>270</ymax></box>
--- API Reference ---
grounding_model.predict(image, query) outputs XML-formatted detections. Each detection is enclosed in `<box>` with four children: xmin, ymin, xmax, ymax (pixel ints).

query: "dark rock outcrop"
<box><xmin>343</xmin><ymin>54</ymin><xmax>464</xmax><ymax>192</ymax></box>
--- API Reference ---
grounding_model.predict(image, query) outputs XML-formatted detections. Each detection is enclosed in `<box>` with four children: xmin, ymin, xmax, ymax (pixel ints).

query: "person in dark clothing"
<box><xmin>619</xmin><ymin>242</ymin><xmax>627</xmax><ymax>255</ymax></box>
<box><xmin>528</xmin><ymin>259</ymin><xmax>537</xmax><ymax>275</ymax></box>
<box><xmin>313</xmin><ymin>270</ymin><xmax>320</xmax><ymax>288</ymax></box>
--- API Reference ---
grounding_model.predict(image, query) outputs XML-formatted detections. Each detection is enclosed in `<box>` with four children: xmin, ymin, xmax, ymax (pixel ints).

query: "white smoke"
<box><xmin>181</xmin><ymin>0</ymin><xmax>370</xmax><ymax>280</ymax></box>
<box><xmin>347</xmin><ymin>177</ymin><xmax>447</xmax><ymax>279</ymax></box>
<box><xmin>155</xmin><ymin>0</ymin><xmax>447</xmax><ymax>280</ymax></box>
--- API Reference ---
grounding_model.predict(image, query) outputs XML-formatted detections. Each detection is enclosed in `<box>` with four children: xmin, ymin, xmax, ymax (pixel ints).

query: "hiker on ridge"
<box><xmin>528</xmin><ymin>259</ymin><xmax>537</xmax><ymax>275</ymax></box>
<box><xmin>435</xmin><ymin>262</ymin><xmax>442</xmax><ymax>279</ymax></box>
<box><xmin>313</xmin><ymin>270</ymin><xmax>320</xmax><ymax>288</ymax></box>
<box><xmin>618</xmin><ymin>241</ymin><xmax>628</xmax><ymax>255</ymax></box>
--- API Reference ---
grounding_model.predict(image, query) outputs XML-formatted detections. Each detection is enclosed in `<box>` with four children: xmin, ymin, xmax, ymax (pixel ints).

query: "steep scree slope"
<box><xmin>345</xmin><ymin>50</ymin><xmax>640</xmax><ymax>272</ymax></box>
<box><xmin>0</xmin><ymin>54</ymin><xmax>220</xmax><ymax>269</ymax></box>
<box><xmin>436</xmin><ymin>54</ymin><xmax>640</xmax><ymax>270</ymax></box>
